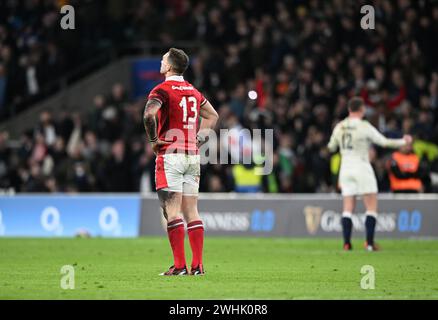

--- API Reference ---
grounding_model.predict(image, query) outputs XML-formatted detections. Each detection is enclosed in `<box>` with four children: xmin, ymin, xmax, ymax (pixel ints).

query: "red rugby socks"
<box><xmin>187</xmin><ymin>220</ymin><xmax>204</xmax><ymax>268</ymax></box>
<box><xmin>167</xmin><ymin>218</ymin><xmax>186</xmax><ymax>269</ymax></box>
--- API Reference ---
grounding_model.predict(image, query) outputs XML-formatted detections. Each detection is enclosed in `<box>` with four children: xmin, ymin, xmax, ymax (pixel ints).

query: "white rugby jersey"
<box><xmin>328</xmin><ymin>117</ymin><xmax>406</xmax><ymax>164</ymax></box>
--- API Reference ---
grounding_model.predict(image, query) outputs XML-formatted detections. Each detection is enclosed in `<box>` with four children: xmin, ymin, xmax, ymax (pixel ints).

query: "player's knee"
<box><xmin>185</xmin><ymin>212</ymin><xmax>201</xmax><ymax>224</ymax></box>
<box><xmin>164</xmin><ymin>209</ymin><xmax>183</xmax><ymax>222</ymax></box>
<box><xmin>181</xmin><ymin>204</ymin><xmax>200</xmax><ymax>223</ymax></box>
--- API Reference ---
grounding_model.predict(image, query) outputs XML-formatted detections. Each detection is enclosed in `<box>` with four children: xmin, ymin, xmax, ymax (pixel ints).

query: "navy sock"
<box><xmin>341</xmin><ymin>217</ymin><xmax>352</xmax><ymax>245</ymax></box>
<box><xmin>365</xmin><ymin>215</ymin><xmax>377</xmax><ymax>246</ymax></box>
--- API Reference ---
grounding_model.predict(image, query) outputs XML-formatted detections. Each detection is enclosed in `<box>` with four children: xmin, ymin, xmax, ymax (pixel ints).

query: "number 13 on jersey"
<box><xmin>179</xmin><ymin>96</ymin><xmax>197</xmax><ymax>123</ymax></box>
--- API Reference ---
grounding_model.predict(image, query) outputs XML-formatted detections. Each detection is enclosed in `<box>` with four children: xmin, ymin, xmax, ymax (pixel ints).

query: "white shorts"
<box><xmin>339</xmin><ymin>163</ymin><xmax>378</xmax><ymax>196</ymax></box>
<box><xmin>155</xmin><ymin>153</ymin><xmax>200</xmax><ymax>195</ymax></box>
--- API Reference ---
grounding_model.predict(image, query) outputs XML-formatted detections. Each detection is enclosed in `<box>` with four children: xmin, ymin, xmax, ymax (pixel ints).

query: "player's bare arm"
<box><xmin>143</xmin><ymin>98</ymin><xmax>170</xmax><ymax>153</ymax></box>
<box><xmin>197</xmin><ymin>100</ymin><xmax>219</xmax><ymax>147</ymax></box>
<box><xmin>143</xmin><ymin>98</ymin><xmax>160</xmax><ymax>142</ymax></box>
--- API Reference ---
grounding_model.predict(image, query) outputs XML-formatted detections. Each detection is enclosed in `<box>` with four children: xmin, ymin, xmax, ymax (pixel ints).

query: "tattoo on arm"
<box><xmin>143</xmin><ymin>99</ymin><xmax>161</xmax><ymax>143</ymax></box>
<box><xmin>144</xmin><ymin>116</ymin><xmax>157</xmax><ymax>143</ymax></box>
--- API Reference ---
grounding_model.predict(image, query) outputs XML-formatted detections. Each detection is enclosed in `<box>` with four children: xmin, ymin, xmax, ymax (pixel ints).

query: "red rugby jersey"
<box><xmin>148</xmin><ymin>76</ymin><xmax>207</xmax><ymax>154</ymax></box>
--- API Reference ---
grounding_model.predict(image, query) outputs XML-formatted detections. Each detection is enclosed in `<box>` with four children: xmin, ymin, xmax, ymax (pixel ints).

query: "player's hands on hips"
<box><xmin>196</xmin><ymin>134</ymin><xmax>207</xmax><ymax>148</ymax></box>
<box><xmin>403</xmin><ymin>134</ymin><xmax>413</xmax><ymax>145</ymax></box>
<box><xmin>151</xmin><ymin>139</ymin><xmax>171</xmax><ymax>155</ymax></box>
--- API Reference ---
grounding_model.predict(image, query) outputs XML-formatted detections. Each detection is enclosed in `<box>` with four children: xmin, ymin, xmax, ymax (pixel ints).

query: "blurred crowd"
<box><xmin>1</xmin><ymin>0</ymin><xmax>438</xmax><ymax>193</ymax></box>
<box><xmin>0</xmin><ymin>0</ymin><xmax>129</xmax><ymax>117</ymax></box>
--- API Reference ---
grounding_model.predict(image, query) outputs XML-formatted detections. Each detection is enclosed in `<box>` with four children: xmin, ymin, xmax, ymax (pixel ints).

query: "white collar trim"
<box><xmin>166</xmin><ymin>75</ymin><xmax>184</xmax><ymax>82</ymax></box>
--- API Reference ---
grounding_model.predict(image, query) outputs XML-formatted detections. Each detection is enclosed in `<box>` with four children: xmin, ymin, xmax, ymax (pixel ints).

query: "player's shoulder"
<box><xmin>183</xmin><ymin>81</ymin><xmax>205</xmax><ymax>98</ymax></box>
<box><xmin>150</xmin><ymin>81</ymin><xmax>169</xmax><ymax>92</ymax></box>
<box><xmin>338</xmin><ymin>118</ymin><xmax>370</xmax><ymax>128</ymax></box>
<box><xmin>147</xmin><ymin>81</ymin><xmax>171</xmax><ymax>104</ymax></box>
<box><xmin>333</xmin><ymin>119</ymin><xmax>347</xmax><ymax>131</ymax></box>
<box><xmin>358</xmin><ymin>119</ymin><xmax>373</xmax><ymax>130</ymax></box>
<box><xmin>148</xmin><ymin>82</ymin><xmax>167</xmax><ymax>96</ymax></box>
<box><xmin>181</xmin><ymin>80</ymin><xmax>200</xmax><ymax>93</ymax></box>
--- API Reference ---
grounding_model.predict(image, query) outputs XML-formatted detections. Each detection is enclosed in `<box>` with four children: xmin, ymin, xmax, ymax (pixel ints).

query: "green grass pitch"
<box><xmin>1</xmin><ymin>237</ymin><xmax>438</xmax><ymax>299</ymax></box>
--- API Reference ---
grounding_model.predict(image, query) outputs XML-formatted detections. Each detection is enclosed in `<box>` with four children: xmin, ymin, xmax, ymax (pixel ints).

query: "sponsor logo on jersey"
<box><xmin>172</xmin><ymin>85</ymin><xmax>194</xmax><ymax>91</ymax></box>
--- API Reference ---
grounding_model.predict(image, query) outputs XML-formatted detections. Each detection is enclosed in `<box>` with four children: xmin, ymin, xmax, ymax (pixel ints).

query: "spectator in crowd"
<box><xmin>387</xmin><ymin>142</ymin><xmax>429</xmax><ymax>193</ymax></box>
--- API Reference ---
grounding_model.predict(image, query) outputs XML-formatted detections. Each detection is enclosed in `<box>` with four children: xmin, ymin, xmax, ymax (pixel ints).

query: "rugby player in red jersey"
<box><xmin>143</xmin><ymin>48</ymin><xmax>218</xmax><ymax>276</ymax></box>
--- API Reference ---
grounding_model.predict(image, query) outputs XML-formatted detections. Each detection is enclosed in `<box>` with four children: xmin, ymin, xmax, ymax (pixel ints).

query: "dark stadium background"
<box><xmin>0</xmin><ymin>0</ymin><xmax>437</xmax><ymax>194</ymax></box>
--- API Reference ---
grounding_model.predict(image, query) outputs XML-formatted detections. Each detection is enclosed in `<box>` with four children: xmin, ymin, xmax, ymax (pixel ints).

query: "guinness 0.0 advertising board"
<box><xmin>139</xmin><ymin>194</ymin><xmax>438</xmax><ymax>238</ymax></box>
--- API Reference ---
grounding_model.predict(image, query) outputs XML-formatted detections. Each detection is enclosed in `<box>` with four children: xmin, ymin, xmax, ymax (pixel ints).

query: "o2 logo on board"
<box><xmin>99</xmin><ymin>207</ymin><xmax>122</xmax><ymax>236</ymax></box>
<box><xmin>41</xmin><ymin>207</ymin><xmax>63</xmax><ymax>236</ymax></box>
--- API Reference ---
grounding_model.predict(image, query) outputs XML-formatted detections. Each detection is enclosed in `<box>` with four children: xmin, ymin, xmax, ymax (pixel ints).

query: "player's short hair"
<box><xmin>167</xmin><ymin>48</ymin><xmax>189</xmax><ymax>75</ymax></box>
<box><xmin>348</xmin><ymin>97</ymin><xmax>364</xmax><ymax>112</ymax></box>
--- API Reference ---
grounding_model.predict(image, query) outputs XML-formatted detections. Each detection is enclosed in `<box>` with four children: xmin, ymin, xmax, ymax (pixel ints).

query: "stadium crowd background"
<box><xmin>0</xmin><ymin>0</ymin><xmax>437</xmax><ymax>193</ymax></box>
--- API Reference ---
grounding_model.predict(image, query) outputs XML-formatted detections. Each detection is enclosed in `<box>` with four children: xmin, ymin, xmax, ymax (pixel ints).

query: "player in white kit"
<box><xmin>328</xmin><ymin>97</ymin><xmax>412</xmax><ymax>251</ymax></box>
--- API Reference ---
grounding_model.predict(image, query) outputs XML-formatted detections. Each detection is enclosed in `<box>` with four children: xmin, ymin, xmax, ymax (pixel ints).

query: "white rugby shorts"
<box><xmin>155</xmin><ymin>153</ymin><xmax>201</xmax><ymax>195</ymax></box>
<box><xmin>339</xmin><ymin>162</ymin><xmax>378</xmax><ymax>196</ymax></box>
